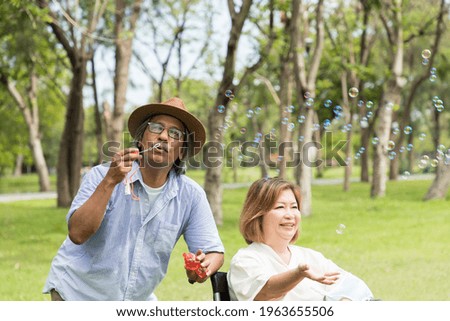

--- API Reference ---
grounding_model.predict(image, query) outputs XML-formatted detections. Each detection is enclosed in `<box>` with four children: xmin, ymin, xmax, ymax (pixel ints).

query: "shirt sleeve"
<box><xmin>228</xmin><ymin>249</ymin><xmax>271</xmax><ymax>301</ymax></box>
<box><xmin>65</xmin><ymin>164</ymin><xmax>110</xmax><ymax>223</ymax></box>
<box><xmin>183</xmin><ymin>186</ymin><xmax>224</xmax><ymax>254</ymax></box>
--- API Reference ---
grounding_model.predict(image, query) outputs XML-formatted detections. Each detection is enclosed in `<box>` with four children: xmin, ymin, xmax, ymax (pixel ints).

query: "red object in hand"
<box><xmin>183</xmin><ymin>252</ymin><xmax>207</xmax><ymax>278</ymax></box>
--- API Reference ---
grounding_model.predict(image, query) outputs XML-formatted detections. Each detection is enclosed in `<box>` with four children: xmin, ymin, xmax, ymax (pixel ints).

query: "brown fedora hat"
<box><xmin>128</xmin><ymin>97</ymin><xmax>206</xmax><ymax>155</ymax></box>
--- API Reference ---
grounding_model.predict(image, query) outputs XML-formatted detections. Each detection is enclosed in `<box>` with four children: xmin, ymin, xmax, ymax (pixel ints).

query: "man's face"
<box><xmin>140</xmin><ymin>114</ymin><xmax>186</xmax><ymax>169</ymax></box>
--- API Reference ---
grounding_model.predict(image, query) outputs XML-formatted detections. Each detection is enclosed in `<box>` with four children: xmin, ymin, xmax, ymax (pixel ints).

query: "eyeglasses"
<box><xmin>147</xmin><ymin>122</ymin><xmax>185</xmax><ymax>140</ymax></box>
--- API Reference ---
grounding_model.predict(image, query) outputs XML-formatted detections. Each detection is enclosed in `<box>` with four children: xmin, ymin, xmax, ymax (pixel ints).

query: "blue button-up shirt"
<box><xmin>43</xmin><ymin>162</ymin><xmax>224</xmax><ymax>300</ymax></box>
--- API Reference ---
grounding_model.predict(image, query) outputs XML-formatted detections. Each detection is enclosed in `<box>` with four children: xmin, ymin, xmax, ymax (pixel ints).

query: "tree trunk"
<box><xmin>295</xmin><ymin>107</ymin><xmax>316</xmax><ymax>216</ymax></box>
<box><xmin>371</xmin><ymin>1</ymin><xmax>404</xmax><ymax>197</ymax></box>
<box><xmin>277</xmin><ymin>60</ymin><xmax>292</xmax><ymax>179</ymax></box>
<box><xmin>291</xmin><ymin>0</ymin><xmax>325</xmax><ymax>216</ymax></box>
<box><xmin>424</xmin><ymin>162</ymin><xmax>450</xmax><ymax>200</ymax></box>
<box><xmin>91</xmin><ymin>55</ymin><xmax>104</xmax><ymax>164</ymax></box>
<box><xmin>57</xmin><ymin>60</ymin><xmax>87</xmax><ymax>207</ymax></box>
<box><xmin>204</xmin><ymin>0</ymin><xmax>253</xmax><ymax>226</ymax></box>
<box><xmin>371</xmin><ymin>91</ymin><xmax>395</xmax><ymax>197</ymax></box>
<box><xmin>110</xmin><ymin>0</ymin><xmax>143</xmax><ymax>144</ymax></box>
<box><xmin>360</xmin><ymin>127</ymin><xmax>370</xmax><ymax>182</ymax></box>
<box><xmin>0</xmin><ymin>71</ymin><xmax>51</xmax><ymax>191</ymax></box>
<box><xmin>14</xmin><ymin>154</ymin><xmax>23</xmax><ymax>177</ymax></box>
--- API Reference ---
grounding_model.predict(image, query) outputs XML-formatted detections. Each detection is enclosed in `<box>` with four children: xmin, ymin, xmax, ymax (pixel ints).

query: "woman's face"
<box><xmin>262</xmin><ymin>189</ymin><xmax>301</xmax><ymax>244</ymax></box>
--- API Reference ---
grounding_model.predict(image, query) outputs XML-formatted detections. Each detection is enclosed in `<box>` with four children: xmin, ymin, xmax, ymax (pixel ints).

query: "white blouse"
<box><xmin>228</xmin><ymin>242</ymin><xmax>373</xmax><ymax>301</ymax></box>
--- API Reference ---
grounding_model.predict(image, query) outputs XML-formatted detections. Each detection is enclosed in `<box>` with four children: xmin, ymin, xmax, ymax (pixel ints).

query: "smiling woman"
<box><xmin>227</xmin><ymin>177</ymin><xmax>374</xmax><ymax>301</ymax></box>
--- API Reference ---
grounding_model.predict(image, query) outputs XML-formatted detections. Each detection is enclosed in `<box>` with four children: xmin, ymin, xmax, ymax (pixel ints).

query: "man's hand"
<box><xmin>183</xmin><ymin>250</ymin><xmax>210</xmax><ymax>284</ymax></box>
<box><xmin>106</xmin><ymin>148</ymin><xmax>141</xmax><ymax>185</ymax></box>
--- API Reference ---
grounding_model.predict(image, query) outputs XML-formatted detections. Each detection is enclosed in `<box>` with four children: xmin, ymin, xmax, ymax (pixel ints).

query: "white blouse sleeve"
<box><xmin>228</xmin><ymin>249</ymin><xmax>272</xmax><ymax>301</ymax></box>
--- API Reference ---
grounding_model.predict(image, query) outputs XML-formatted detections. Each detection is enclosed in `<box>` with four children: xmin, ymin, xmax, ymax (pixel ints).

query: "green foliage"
<box><xmin>0</xmin><ymin>179</ymin><xmax>448</xmax><ymax>300</ymax></box>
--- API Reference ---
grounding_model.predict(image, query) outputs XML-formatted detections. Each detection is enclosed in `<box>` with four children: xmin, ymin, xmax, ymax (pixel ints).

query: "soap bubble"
<box><xmin>401</xmin><ymin>171</ymin><xmax>411</xmax><ymax>180</ymax></box>
<box><xmin>418</xmin><ymin>155</ymin><xmax>429</xmax><ymax>169</ymax></box>
<box><xmin>333</xmin><ymin>105</ymin><xmax>343</xmax><ymax>115</ymax></box>
<box><xmin>225</xmin><ymin>89</ymin><xmax>234</xmax><ymax>100</ymax></box>
<box><xmin>366</xmin><ymin>101</ymin><xmax>374</xmax><ymax>109</ymax></box>
<box><xmin>430</xmin><ymin>159</ymin><xmax>439</xmax><ymax>167</ymax></box>
<box><xmin>324</xmin><ymin>99</ymin><xmax>333</xmax><ymax>108</ymax></box>
<box><xmin>419</xmin><ymin>133</ymin><xmax>426</xmax><ymax>141</ymax></box>
<box><xmin>387</xmin><ymin>140</ymin><xmax>396</xmax><ymax>151</ymax></box>
<box><xmin>406</xmin><ymin>144</ymin><xmax>414</xmax><ymax>151</ymax></box>
<box><xmin>421</xmin><ymin>49</ymin><xmax>431</xmax><ymax>59</ymax></box>
<box><xmin>246</xmin><ymin>109</ymin><xmax>254</xmax><ymax>118</ymax></box>
<box><xmin>305</xmin><ymin>97</ymin><xmax>315</xmax><ymax>107</ymax></box>
<box><xmin>240</xmin><ymin>127</ymin><xmax>247</xmax><ymax>134</ymax></box>
<box><xmin>349</xmin><ymin>87</ymin><xmax>359</xmax><ymax>98</ymax></box>
<box><xmin>297</xmin><ymin>115</ymin><xmax>306</xmax><ymax>123</ymax></box>
<box><xmin>404</xmin><ymin>126</ymin><xmax>413</xmax><ymax>135</ymax></box>
<box><xmin>287</xmin><ymin>123</ymin><xmax>295</xmax><ymax>132</ymax></box>
<box><xmin>438</xmin><ymin>144</ymin><xmax>447</xmax><ymax>153</ymax></box>
<box><xmin>388</xmin><ymin>151</ymin><xmax>397</xmax><ymax>160</ymax></box>
<box><xmin>435</xmin><ymin>103</ymin><xmax>444</xmax><ymax>112</ymax></box>
<box><xmin>336</xmin><ymin>224</ymin><xmax>346</xmax><ymax>235</ymax></box>
<box><xmin>217</xmin><ymin>105</ymin><xmax>225</xmax><ymax>113</ymax></box>
<box><xmin>360</xmin><ymin>118</ymin><xmax>369</xmax><ymax>128</ymax></box>
<box><xmin>372</xmin><ymin>137</ymin><xmax>380</xmax><ymax>145</ymax></box>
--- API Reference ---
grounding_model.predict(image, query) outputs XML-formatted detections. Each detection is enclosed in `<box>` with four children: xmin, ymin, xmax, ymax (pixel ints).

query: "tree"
<box><xmin>134</xmin><ymin>0</ymin><xmax>213</xmax><ymax>103</ymax></box>
<box><xmin>0</xmin><ymin>1</ymin><xmax>63</xmax><ymax>191</ymax></box>
<box><xmin>371</xmin><ymin>0</ymin><xmax>405</xmax><ymax>197</ymax></box>
<box><xmin>389</xmin><ymin>0</ymin><xmax>446</xmax><ymax>180</ymax></box>
<box><xmin>106</xmin><ymin>0</ymin><xmax>143</xmax><ymax>145</ymax></box>
<box><xmin>291</xmin><ymin>0</ymin><xmax>326</xmax><ymax>216</ymax></box>
<box><xmin>37</xmin><ymin>0</ymin><xmax>108</xmax><ymax>206</ymax></box>
<box><xmin>204</xmin><ymin>0</ymin><xmax>253</xmax><ymax>225</ymax></box>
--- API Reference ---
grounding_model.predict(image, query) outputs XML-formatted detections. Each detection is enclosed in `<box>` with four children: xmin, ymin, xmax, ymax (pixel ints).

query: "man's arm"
<box><xmin>68</xmin><ymin>148</ymin><xmax>141</xmax><ymax>244</ymax></box>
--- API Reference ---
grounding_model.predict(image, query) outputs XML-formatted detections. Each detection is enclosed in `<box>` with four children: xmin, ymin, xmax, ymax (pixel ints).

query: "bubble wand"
<box><xmin>124</xmin><ymin>143</ymin><xmax>161</xmax><ymax>197</ymax></box>
<box><xmin>139</xmin><ymin>143</ymin><xmax>161</xmax><ymax>154</ymax></box>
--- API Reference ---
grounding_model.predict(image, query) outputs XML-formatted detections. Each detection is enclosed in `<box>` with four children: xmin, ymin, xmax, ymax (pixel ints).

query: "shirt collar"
<box><xmin>127</xmin><ymin>161</ymin><xmax>179</xmax><ymax>194</ymax></box>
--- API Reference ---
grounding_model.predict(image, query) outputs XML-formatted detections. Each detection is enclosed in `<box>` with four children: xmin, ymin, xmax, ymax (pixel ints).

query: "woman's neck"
<box><xmin>264</xmin><ymin>240</ymin><xmax>291</xmax><ymax>264</ymax></box>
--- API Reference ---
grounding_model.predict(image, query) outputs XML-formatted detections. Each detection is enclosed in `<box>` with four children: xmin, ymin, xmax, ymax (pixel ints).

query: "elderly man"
<box><xmin>43</xmin><ymin>97</ymin><xmax>224</xmax><ymax>300</ymax></box>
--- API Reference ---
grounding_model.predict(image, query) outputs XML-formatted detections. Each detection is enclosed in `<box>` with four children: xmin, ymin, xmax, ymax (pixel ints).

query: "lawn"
<box><xmin>0</xmin><ymin>177</ymin><xmax>448</xmax><ymax>301</ymax></box>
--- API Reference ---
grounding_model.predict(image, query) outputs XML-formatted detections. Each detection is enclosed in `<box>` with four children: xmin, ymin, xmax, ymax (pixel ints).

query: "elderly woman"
<box><xmin>228</xmin><ymin>177</ymin><xmax>373</xmax><ymax>301</ymax></box>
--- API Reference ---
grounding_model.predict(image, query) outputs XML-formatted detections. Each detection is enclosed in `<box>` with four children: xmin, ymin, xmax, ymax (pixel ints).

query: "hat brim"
<box><xmin>128</xmin><ymin>103</ymin><xmax>206</xmax><ymax>156</ymax></box>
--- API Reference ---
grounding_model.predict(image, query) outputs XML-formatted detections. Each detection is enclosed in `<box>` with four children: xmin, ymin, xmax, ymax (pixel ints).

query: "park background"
<box><xmin>0</xmin><ymin>0</ymin><xmax>449</xmax><ymax>301</ymax></box>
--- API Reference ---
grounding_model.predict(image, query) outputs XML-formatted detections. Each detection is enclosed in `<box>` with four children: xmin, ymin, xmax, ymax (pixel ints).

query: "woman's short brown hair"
<box><xmin>239</xmin><ymin>177</ymin><xmax>302</xmax><ymax>245</ymax></box>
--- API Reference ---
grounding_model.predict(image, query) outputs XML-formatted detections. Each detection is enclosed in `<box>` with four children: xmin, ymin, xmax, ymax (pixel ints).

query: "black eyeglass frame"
<box><xmin>147</xmin><ymin>122</ymin><xmax>185</xmax><ymax>140</ymax></box>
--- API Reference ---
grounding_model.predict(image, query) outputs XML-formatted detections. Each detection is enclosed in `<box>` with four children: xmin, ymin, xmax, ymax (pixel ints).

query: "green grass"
<box><xmin>0</xmin><ymin>179</ymin><xmax>449</xmax><ymax>301</ymax></box>
<box><xmin>0</xmin><ymin>174</ymin><xmax>57</xmax><ymax>193</ymax></box>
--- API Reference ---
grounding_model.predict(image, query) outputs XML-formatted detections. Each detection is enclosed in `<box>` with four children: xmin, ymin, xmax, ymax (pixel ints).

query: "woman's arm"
<box><xmin>254</xmin><ymin>264</ymin><xmax>340</xmax><ymax>301</ymax></box>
